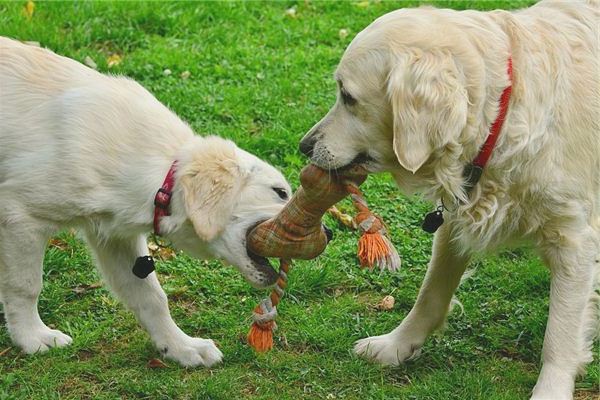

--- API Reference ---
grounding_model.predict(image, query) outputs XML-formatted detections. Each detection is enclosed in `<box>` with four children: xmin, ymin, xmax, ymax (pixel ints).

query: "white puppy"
<box><xmin>0</xmin><ymin>37</ymin><xmax>291</xmax><ymax>367</ymax></box>
<box><xmin>300</xmin><ymin>1</ymin><xmax>599</xmax><ymax>399</ymax></box>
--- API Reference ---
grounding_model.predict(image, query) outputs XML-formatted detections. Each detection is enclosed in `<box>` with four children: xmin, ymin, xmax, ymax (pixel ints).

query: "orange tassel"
<box><xmin>247</xmin><ymin>305</ymin><xmax>276</xmax><ymax>352</ymax></box>
<box><xmin>347</xmin><ymin>183</ymin><xmax>401</xmax><ymax>271</ymax></box>
<box><xmin>247</xmin><ymin>260</ymin><xmax>290</xmax><ymax>352</ymax></box>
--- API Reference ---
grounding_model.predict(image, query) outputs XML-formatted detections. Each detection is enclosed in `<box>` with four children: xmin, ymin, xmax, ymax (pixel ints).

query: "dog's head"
<box><xmin>165</xmin><ymin>136</ymin><xmax>291</xmax><ymax>288</ymax></box>
<box><xmin>300</xmin><ymin>8</ymin><xmax>479</xmax><ymax>198</ymax></box>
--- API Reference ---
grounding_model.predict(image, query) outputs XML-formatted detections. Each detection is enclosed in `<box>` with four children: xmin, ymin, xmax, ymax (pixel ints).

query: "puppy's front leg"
<box><xmin>355</xmin><ymin>223</ymin><xmax>470</xmax><ymax>365</ymax></box>
<box><xmin>85</xmin><ymin>233</ymin><xmax>222</xmax><ymax>367</ymax></box>
<box><xmin>531</xmin><ymin>224</ymin><xmax>598</xmax><ymax>400</ymax></box>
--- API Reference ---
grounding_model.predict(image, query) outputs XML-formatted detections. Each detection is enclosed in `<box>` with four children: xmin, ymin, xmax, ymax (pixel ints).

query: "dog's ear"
<box><xmin>179</xmin><ymin>139</ymin><xmax>246</xmax><ymax>242</ymax></box>
<box><xmin>387</xmin><ymin>50</ymin><xmax>468</xmax><ymax>173</ymax></box>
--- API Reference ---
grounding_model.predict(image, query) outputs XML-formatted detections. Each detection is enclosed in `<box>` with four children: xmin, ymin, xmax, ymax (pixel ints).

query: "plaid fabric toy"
<box><xmin>246</xmin><ymin>164</ymin><xmax>400</xmax><ymax>352</ymax></box>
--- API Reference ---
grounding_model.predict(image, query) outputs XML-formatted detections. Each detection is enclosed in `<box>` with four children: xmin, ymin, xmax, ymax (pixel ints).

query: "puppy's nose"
<box><xmin>299</xmin><ymin>134</ymin><xmax>317</xmax><ymax>157</ymax></box>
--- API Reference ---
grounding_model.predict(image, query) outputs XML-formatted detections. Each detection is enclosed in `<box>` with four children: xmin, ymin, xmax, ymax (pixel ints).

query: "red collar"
<box><xmin>464</xmin><ymin>57</ymin><xmax>513</xmax><ymax>190</ymax></box>
<box><xmin>153</xmin><ymin>161</ymin><xmax>177</xmax><ymax>235</ymax></box>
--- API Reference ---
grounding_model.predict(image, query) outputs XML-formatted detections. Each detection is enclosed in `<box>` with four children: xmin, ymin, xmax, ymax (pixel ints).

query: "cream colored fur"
<box><xmin>300</xmin><ymin>1</ymin><xmax>599</xmax><ymax>399</ymax></box>
<box><xmin>0</xmin><ymin>37</ymin><xmax>291</xmax><ymax>367</ymax></box>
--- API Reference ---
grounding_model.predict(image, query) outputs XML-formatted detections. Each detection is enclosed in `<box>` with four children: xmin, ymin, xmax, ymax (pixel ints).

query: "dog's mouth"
<box><xmin>332</xmin><ymin>152</ymin><xmax>379</xmax><ymax>173</ymax></box>
<box><xmin>244</xmin><ymin>224</ymin><xmax>279</xmax><ymax>287</ymax></box>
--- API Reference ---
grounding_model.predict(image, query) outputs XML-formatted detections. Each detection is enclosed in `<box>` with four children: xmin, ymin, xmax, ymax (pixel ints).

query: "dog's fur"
<box><xmin>300</xmin><ymin>1</ymin><xmax>599</xmax><ymax>398</ymax></box>
<box><xmin>0</xmin><ymin>37</ymin><xmax>292</xmax><ymax>367</ymax></box>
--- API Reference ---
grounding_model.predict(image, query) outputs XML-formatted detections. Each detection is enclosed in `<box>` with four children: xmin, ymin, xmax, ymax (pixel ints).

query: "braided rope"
<box><xmin>250</xmin><ymin>259</ymin><xmax>290</xmax><ymax>325</ymax></box>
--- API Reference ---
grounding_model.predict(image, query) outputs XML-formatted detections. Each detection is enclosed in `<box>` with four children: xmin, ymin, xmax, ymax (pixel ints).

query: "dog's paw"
<box><xmin>354</xmin><ymin>333</ymin><xmax>422</xmax><ymax>366</ymax></box>
<box><xmin>14</xmin><ymin>327</ymin><xmax>73</xmax><ymax>354</ymax></box>
<box><xmin>160</xmin><ymin>336</ymin><xmax>223</xmax><ymax>368</ymax></box>
<box><xmin>530</xmin><ymin>363</ymin><xmax>574</xmax><ymax>400</ymax></box>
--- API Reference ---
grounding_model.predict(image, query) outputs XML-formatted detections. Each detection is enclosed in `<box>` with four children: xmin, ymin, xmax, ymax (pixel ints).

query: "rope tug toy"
<box><xmin>245</xmin><ymin>164</ymin><xmax>401</xmax><ymax>352</ymax></box>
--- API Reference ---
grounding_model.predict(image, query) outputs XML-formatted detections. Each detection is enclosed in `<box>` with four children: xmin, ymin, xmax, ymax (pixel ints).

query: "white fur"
<box><xmin>300</xmin><ymin>1</ymin><xmax>599</xmax><ymax>398</ymax></box>
<box><xmin>0</xmin><ymin>37</ymin><xmax>291</xmax><ymax>367</ymax></box>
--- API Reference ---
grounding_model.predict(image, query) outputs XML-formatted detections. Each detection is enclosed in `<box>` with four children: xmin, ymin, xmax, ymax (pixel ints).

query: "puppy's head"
<box><xmin>166</xmin><ymin>136</ymin><xmax>291</xmax><ymax>288</ymax></box>
<box><xmin>300</xmin><ymin>9</ymin><xmax>472</xmax><ymax>196</ymax></box>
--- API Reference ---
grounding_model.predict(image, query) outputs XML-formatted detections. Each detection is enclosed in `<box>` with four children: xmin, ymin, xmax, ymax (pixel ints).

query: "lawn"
<box><xmin>0</xmin><ymin>1</ymin><xmax>598</xmax><ymax>399</ymax></box>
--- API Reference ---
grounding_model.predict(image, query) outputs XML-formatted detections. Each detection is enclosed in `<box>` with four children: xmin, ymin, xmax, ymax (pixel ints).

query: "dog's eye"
<box><xmin>341</xmin><ymin>89</ymin><xmax>357</xmax><ymax>106</ymax></box>
<box><xmin>272</xmin><ymin>187</ymin><xmax>288</xmax><ymax>200</ymax></box>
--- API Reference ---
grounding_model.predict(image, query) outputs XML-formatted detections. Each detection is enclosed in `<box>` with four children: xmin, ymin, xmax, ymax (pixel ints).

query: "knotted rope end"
<box><xmin>247</xmin><ymin>305</ymin><xmax>276</xmax><ymax>352</ymax></box>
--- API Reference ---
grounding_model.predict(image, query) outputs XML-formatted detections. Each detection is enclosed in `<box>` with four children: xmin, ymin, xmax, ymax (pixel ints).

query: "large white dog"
<box><xmin>0</xmin><ymin>37</ymin><xmax>292</xmax><ymax>367</ymax></box>
<box><xmin>299</xmin><ymin>1</ymin><xmax>599</xmax><ymax>399</ymax></box>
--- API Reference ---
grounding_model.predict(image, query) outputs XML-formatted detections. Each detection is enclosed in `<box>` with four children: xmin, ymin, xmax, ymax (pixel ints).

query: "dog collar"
<box><xmin>463</xmin><ymin>56</ymin><xmax>513</xmax><ymax>191</ymax></box>
<box><xmin>153</xmin><ymin>161</ymin><xmax>178</xmax><ymax>235</ymax></box>
<box><xmin>422</xmin><ymin>57</ymin><xmax>513</xmax><ymax>234</ymax></box>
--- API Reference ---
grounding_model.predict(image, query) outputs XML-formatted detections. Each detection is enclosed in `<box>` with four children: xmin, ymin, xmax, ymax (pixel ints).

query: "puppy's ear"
<box><xmin>179</xmin><ymin>139</ymin><xmax>246</xmax><ymax>242</ymax></box>
<box><xmin>387</xmin><ymin>50</ymin><xmax>467</xmax><ymax>173</ymax></box>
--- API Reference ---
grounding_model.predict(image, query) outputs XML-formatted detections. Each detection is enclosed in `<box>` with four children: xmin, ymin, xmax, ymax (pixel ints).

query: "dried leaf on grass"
<box><xmin>285</xmin><ymin>6</ymin><xmax>297</xmax><ymax>18</ymax></box>
<box><xmin>328</xmin><ymin>206</ymin><xmax>356</xmax><ymax>229</ymax></box>
<box><xmin>22</xmin><ymin>1</ymin><xmax>34</xmax><ymax>19</ymax></box>
<box><xmin>49</xmin><ymin>238</ymin><xmax>70</xmax><ymax>251</ymax></box>
<box><xmin>148</xmin><ymin>240</ymin><xmax>176</xmax><ymax>260</ymax></box>
<box><xmin>147</xmin><ymin>358</ymin><xmax>168</xmax><ymax>368</ymax></box>
<box><xmin>72</xmin><ymin>282</ymin><xmax>103</xmax><ymax>294</ymax></box>
<box><xmin>84</xmin><ymin>56</ymin><xmax>97</xmax><ymax>70</ymax></box>
<box><xmin>107</xmin><ymin>54</ymin><xmax>122</xmax><ymax>68</ymax></box>
<box><xmin>0</xmin><ymin>347</ymin><xmax>12</xmax><ymax>357</ymax></box>
<box><xmin>376</xmin><ymin>295</ymin><xmax>395</xmax><ymax>311</ymax></box>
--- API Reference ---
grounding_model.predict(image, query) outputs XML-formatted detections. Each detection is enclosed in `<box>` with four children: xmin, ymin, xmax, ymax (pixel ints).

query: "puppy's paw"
<box><xmin>161</xmin><ymin>336</ymin><xmax>223</xmax><ymax>368</ymax></box>
<box><xmin>354</xmin><ymin>333</ymin><xmax>422</xmax><ymax>366</ymax></box>
<box><xmin>14</xmin><ymin>327</ymin><xmax>73</xmax><ymax>354</ymax></box>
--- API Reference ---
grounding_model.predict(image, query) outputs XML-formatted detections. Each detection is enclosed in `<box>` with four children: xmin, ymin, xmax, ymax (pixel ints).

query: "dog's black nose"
<box><xmin>323</xmin><ymin>224</ymin><xmax>333</xmax><ymax>243</ymax></box>
<box><xmin>299</xmin><ymin>135</ymin><xmax>317</xmax><ymax>157</ymax></box>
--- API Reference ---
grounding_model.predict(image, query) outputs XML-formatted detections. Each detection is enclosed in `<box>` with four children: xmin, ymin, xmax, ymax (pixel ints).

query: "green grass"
<box><xmin>0</xmin><ymin>1</ymin><xmax>598</xmax><ymax>399</ymax></box>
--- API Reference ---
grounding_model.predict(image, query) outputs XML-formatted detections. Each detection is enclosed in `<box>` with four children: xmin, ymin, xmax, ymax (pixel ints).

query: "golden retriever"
<box><xmin>0</xmin><ymin>37</ymin><xmax>291</xmax><ymax>367</ymax></box>
<box><xmin>299</xmin><ymin>1</ymin><xmax>599</xmax><ymax>398</ymax></box>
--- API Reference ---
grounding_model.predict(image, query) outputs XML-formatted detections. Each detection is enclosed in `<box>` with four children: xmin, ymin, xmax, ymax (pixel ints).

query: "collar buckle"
<box><xmin>154</xmin><ymin>188</ymin><xmax>172</xmax><ymax>210</ymax></box>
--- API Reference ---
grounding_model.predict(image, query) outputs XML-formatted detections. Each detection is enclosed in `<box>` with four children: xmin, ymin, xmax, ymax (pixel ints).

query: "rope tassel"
<box><xmin>247</xmin><ymin>259</ymin><xmax>290</xmax><ymax>352</ymax></box>
<box><xmin>346</xmin><ymin>182</ymin><xmax>401</xmax><ymax>272</ymax></box>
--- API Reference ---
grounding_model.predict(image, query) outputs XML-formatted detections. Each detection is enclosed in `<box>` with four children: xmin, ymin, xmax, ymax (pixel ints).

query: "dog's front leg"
<box><xmin>85</xmin><ymin>233</ymin><xmax>222</xmax><ymax>367</ymax></box>
<box><xmin>531</xmin><ymin>224</ymin><xmax>598</xmax><ymax>400</ymax></box>
<box><xmin>355</xmin><ymin>223</ymin><xmax>470</xmax><ymax>365</ymax></box>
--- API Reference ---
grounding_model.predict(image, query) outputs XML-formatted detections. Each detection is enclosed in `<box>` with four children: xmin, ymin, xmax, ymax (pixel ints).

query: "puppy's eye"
<box><xmin>341</xmin><ymin>89</ymin><xmax>357</xmax><ymax>106</ymax></box>
<box><xmin>272</xmin><ymin>187</ymin><xmax>288</xmax><ymax>200</ymax></box>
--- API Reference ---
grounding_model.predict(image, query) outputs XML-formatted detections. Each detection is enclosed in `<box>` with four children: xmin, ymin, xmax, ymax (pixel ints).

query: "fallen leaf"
<box><xmin>72</xmin><ymin>282</ymin><xmax>103</xmax><ymax>294</ymax></box>
<box><xmin>355</xmin><ymin>1</ymin><xmax>369</xmax><ymax>8</ymax></box>
<box><xmin>328</xmin><ymin>206</ymin><xmax>356</xmax><ymax>229</ymax></box>
<box><xmin>84</xmin><ymin>56</ymin><xmax>97</xmax><ymax>70</ymax></box>
<box><xmin>148</xmin><ymin>239</ymin><xmax>176</xmax><ymax>260</ymax></box>
<box><xmin>22</xmin><ymin>1</ymin><xmax>34</xmax><ymax>19</ymax></box>
<box><xmin>48</xmin><ymin>238</ymin><xmax>69</xmax><ymax>251</ymax></box>
<box><xmin>180</xmin><ymin>70</ymin><xmax>191</xmax><ymax>79</ymax></box>
<box><xmin>0</xmin><ymin>347</ymin><xmax>12</xmax><ymax>357</ymax></box>
<box><xmin>147</xmin><ymin>358</ymin><xmax>168</xmax><ymax>368</ymax></box>
<box><xmin>377</xmin><ymin>295</ymin><xmax>395</xmax><ymax>311</ymax></box>
<box><xmin>107</xmin><ymin>54</ymin><xmax>122</xmax><ymax>68</ymax></box>
<box><xmin>285</xmin><ymin>6</ymin><xmax>297</xmax><ymax>18</ymax></box>
<box><xmin>338</xmin><ymin>28</ymin><xmax>349</xmax><ymax>40</ymax></box>
<box><xmin>168</xmin><ymin>286</ymin><xmax>189</xmax><ymax>298</ymax></box>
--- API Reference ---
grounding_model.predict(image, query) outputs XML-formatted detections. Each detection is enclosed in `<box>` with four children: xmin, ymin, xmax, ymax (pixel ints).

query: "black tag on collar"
<box><xmin>133</xmin><ymin>256</ymin><xmax>155</xmax><ymax>279</ymax></box>
<box><xmin>422</xmin><ymin>206</ymin><xmax>444</xmax><ymax>233</ymax></box>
